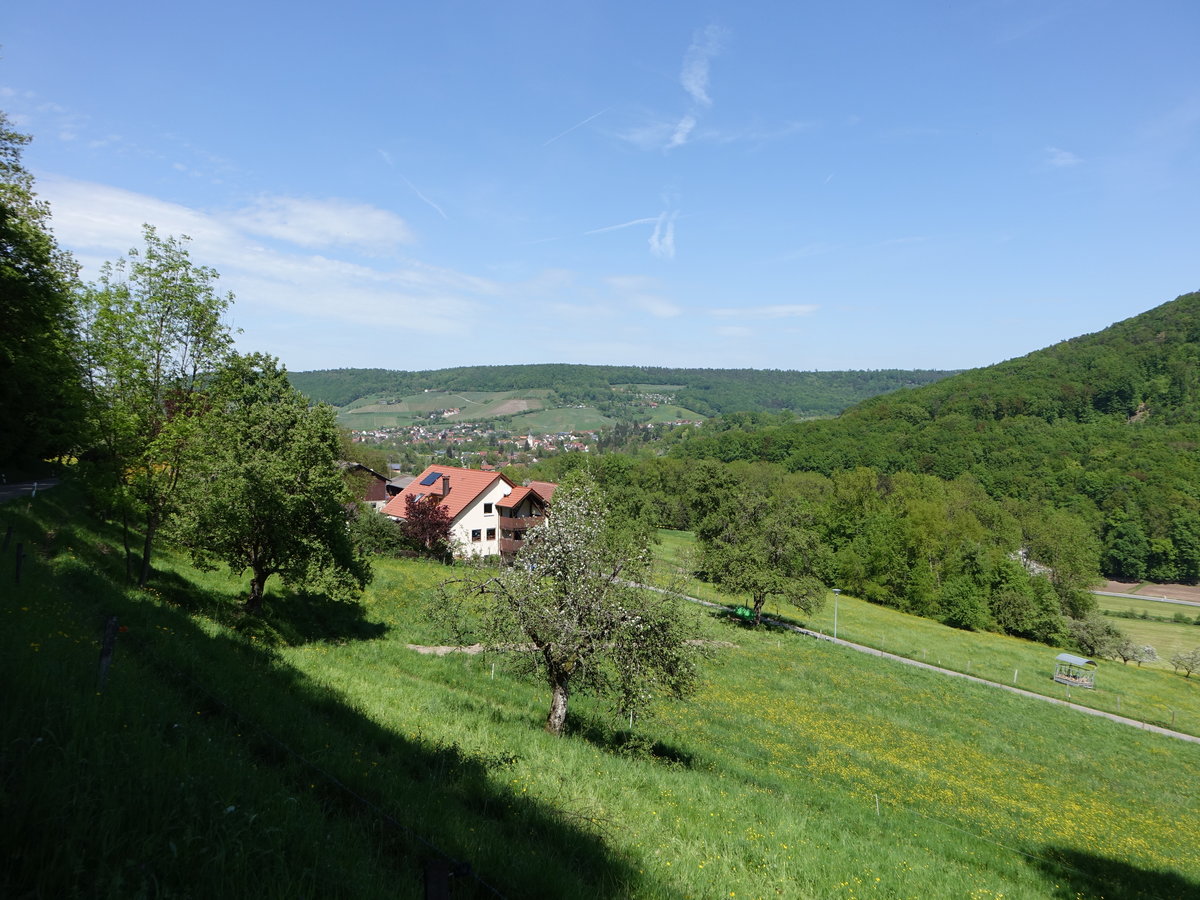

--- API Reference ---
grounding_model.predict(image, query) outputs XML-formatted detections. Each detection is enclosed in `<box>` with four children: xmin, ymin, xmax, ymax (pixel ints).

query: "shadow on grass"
<box><xmin>3</xmin><ymin>482</ymin><xmax>673</xmax><ymax>899</ymax></box>
<box><xmin>569</xmin><ymin>714</ymin><xmax>699</xmax><ymax>770</ymax></box>
<box><xmin>710</xmin><ymin>605</ymin><xmax>815</xmax><ymax>634</ymax></box>
<box><xmin>151</xmin><ymin>568</ymin><xmax>389</xmax><ymax>647</ymax></box>
<box><xmin>1029</xmin><ymin>845</ymin><xmax>1200</xmax><ymax>900</ymax></box>
<box><xmin>133</xmin><ymin>600</ymin><xmax>656</xmax><ymax>897</ymax></box>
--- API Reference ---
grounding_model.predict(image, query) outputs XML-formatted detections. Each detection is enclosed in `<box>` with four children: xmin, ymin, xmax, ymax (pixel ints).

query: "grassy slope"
<box><xmin>5</xmin><ymin>489</ymin><xmax>1200</xmax><ymax>899</ymax></box>
<box><xmin>335</xmin><ymin>389</ymin><xmax>611</xmax><ymax>432</ymax></box>
<box><xmin>506</xmin><ymin>406</ymin><xmax>615</xmax><ymax>432</ymax></box>
<box><xmin>655</xmin><ymin>529</ymin><xmax>1200</xmax><ymax>736</ymax></box>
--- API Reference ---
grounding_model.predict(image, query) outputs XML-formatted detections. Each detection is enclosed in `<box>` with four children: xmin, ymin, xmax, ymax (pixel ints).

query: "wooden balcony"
<box><xmin>498</xmin><ymin>514</ymin><xmax>545</xmax><ymax>531</ymax></box>
<box><xmin>499</xmin><ymin>538</ymin><xmax>523</xmax><ymax>555</ymax></box>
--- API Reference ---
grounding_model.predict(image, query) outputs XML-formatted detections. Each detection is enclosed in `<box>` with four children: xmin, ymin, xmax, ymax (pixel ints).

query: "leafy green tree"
<box><xmin>1169</xmin><ymin>648</ymin><xmax>1200</xmax><ymax>678</ymax></box>
<box><xmin>170</xmin><ymin>353</ymin><xmax>371</xmax><ymax>612</ymax></box>
<box><xmin>1170</xmin><ymin>511</ymin><xmax>1200</xmax><ymax>584</ymax></box>
<box><xmin>0</xmin><ymin>112</ymin><xmax>84</xmax><ymax>469</ymax></box>
<box><xmin>988</xmin><ymin>560</ymin><xmax>1039</xmax><ymax>637</ymax></box>
<box><xmin>81</xmin><ymin>225</ymin><xmax>234</xmax><ymax>585</ymax></box>
<box><xmin>442</xmin><ymin>472</ymin><xmax>697</xmax><ymax>736</ymax></box>
<box><xmin>348</xmin><ymin>506</ymin><xmax>411</xmax><ymax>557</ymax></box>
<box><xmin>697</xmin><ymin>488</ymin><xmax>827</xmax><ymax>625</ymax></box>
<box><xmin>938</xmin><ymin>576</ymin><xmax>991</xmax><ymax>631</ymax></box>
<box><xmin>1067</xmin><ymin>614</ymin><xmax>1124</xmax><ymax>658</ymax></box>
<box><xmin>1014</xmin><ymin>503</ymin><xmax>1100</xmax><ymax>618</ymax></box>
<box><xmin>1102</xmin><ymin>512</ymin><xmax>1151</xmax><ymax>581</ymax></box>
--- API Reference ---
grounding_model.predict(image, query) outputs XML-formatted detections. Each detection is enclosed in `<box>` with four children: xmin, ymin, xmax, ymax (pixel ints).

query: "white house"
<box><xmin>380</xmin><ymin>464</ymin><xmax>554</xmax><ymax>558</ymax></box>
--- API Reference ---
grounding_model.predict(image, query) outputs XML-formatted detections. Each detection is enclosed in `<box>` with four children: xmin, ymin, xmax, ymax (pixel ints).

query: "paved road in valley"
<box><xmin>1092</xmin><ymin>589</ymin><xmax>1200</xmax><ymax>608</ymax></box>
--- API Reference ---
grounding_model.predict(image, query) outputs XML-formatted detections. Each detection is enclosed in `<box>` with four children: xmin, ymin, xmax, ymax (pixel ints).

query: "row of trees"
<box><xmin>513</xmin><ymin>453</ymin><xmax>1101</xmax><ymax>647</ymax></box>
<box><xmin>2</xmin><ymin>114</ymin><xmax>369</xmax><ymax>609</ymax></box>
<box><xmin>81</xmin><ymin>228</ymin><xmax>371</xmax><ymax>607</ymax></box>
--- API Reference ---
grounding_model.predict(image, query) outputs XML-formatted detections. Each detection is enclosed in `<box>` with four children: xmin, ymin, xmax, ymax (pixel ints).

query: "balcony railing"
<box><xmin>498</xmin><ymin>514</ymin><xmax>545</xmax><ymax>531</ymax></box>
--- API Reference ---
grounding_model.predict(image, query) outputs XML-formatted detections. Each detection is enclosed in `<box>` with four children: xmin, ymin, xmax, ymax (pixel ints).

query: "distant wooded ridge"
<box><xmin>288</xmin><ymin>365</ymin><xmax>959</xmax><ymax>419</ymax></box>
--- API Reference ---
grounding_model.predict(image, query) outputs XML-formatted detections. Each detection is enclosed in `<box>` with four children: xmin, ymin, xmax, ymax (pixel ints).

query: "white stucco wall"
<box><xmin>451</xmin><ymin>479</ymin><xmax>514</xmax><ymax>556</ymax></box>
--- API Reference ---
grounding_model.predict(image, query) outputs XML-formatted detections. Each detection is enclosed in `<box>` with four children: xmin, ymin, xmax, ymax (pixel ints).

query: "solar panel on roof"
<box><xmin>420</xmin><ymin>471</ymin><xmax>441</xmax><ymax>486</ymax></box>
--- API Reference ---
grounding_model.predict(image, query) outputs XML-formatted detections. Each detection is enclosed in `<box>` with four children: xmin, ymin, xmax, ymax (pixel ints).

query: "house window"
<box><xmin>483</xmin><ymin>502</ymin><xmax>493</xmax><ymax>514</ymax></box>
<box><xmin>486</xmin><ymin>528</ymin><xmax>496</xmax><ymax>541</ymax></box>
<box><xmin>471</xmin><ymin>529</ymin><xmax>482</xmax><ymax>542</ymax></box>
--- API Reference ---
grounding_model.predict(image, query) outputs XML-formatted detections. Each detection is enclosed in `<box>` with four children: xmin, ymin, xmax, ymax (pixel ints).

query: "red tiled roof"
<box><xmin>528</xmin><ymin>481</ymin><xmax>558</xmax><ymax>502</ymax></box>
<box><xmin>380</xmin><ymin>465</ymin><xmax>514</xmax><ymax>522</ymax></box>
<box><xmin>498</xmin><ymin>485</ymin><xmax>533</xmax><ymax>509</ymax></box>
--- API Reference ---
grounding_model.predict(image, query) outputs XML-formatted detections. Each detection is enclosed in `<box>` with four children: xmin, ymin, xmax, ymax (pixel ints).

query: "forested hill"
<box><xmin>289</xmin><ymin>365</ymin><xmax>956</xmax><ymax>419</ymax></box>
<box><xmin>670</xmin><ymin>291</ymin><xmax>1200</xmax><ymax>583</ymax></box>
<box><xmin>846</xmin><ymin>289</ymin><xmax>1200</xmax><ymax>426</ymax></box>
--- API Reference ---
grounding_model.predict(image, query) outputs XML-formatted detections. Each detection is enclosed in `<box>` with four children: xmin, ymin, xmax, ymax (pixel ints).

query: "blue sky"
<box><xmin>3</xmin><ymin>1</ymin><xmax>1198</xmax><ymax>373</ymax></box>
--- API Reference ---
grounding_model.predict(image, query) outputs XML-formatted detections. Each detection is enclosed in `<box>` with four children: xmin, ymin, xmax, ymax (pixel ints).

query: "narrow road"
<box><xmin>1092</xmin><ymin>589</ymin><xmax>1200</xmax><ymax>609</ymax></box>
<box><xmin>643</xmin><ymin>583</ymin><xmax>1200</xmax><ymax>747</ymax></box>
<box><xmin>0</xmin><ymin>478</ymin><xmax>59</xmax><ymax>504</ymax></box>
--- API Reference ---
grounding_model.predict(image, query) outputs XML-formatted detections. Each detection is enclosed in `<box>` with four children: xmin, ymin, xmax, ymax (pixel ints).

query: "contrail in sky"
<box><xmin>585</xmin><ymin>216</ymin><xmax>658</xmax><ymax>235</ymax></box>
<box><xmin>543</xmin><ymin>108</ymin><xmax>610</xmax><ymax>147</ymax></box>
<box><xmin>402</xmin><ymin>175</ymin><xmax>448</xmax><ymax>220</ymax></box>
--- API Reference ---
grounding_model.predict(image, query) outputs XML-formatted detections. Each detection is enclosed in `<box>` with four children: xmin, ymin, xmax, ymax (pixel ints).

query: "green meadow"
<box><xmin>1094</xmin><ymin>594</ymin><xmax>1200</xmax><ymax>665</ymax></box>
<box><xmin>4</xmin><ymin>488</ymin><xmax>1199</xmax><ymax>899</ymax></box>
<box><xmin>506</xmin><ymin>406</ymin><xmax>615</xmax><ymax>433</ymax></box>
<box><xmin>654</xmin><ymin>529</ymin><xmax>1200</xmax><ymax>737</ymax></box>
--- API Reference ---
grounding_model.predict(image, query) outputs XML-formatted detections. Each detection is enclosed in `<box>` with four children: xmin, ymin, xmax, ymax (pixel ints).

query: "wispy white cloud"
<box><xmin>667</xmin><ymin>115</ymin><xmax>697</xmax><ymax>150</ymax></box>
<box><xmin>649</xmin><ymin>211</ymin><xmax>678</xmax><ymax>259</ymax></box>
<box><xmin>711</xmin><ymin>304</ymin><xmax>818</xmax><ymax>318</ymax></box>
<box><xmin>607</xmin><ymin>275</ymin><xmax>682</xmax><ymax>318</ymax></box>
<box><xmin>615</xmin><ymin>117</ymin><xmax>677</xmax><ymax>151</ymax></box>
<box><xmin>543</xmin><ymin>108</ymin><xmax>610</xmax><ymax>147</ymax></box>
<box><xmin>780</xmin><ymin>242</ymin><xmax>838</xmax><ymax>261</ymax></box>
<box><xmin>715</xmin><ymin>325</ymin><xmax>753</xmax><ymax>337</ymax></box>
<box><xmin>1045</xmin><ymin>146</ymin><xmax>1082</xmax><ymax>167</ymax></box>
<box><xmin>614</xmin><ymin>24</ymin><xmax>727</xmax><ymax>152</ymax></box>
<box><xmin>37</xmin><ymin>177</ymin><xmax>493</xmax><ymax>336</ymax></box>
<box><xmin>582</xmin><ymin>211</ymin><xmax>679</xmax><ymax>261</ymax></box>
<box><xmin>680</xmin><ymin>24</ymin><xmax>725</xmax><ymax>107</ymax></box>
<box><xmin>231</xmin><ymin>196</ymin><xmax>415</xmax><ymax>252</ymax></box>
<box><xmin>706</xmin><ymin>119</ymin><xmax>819</xmax><ymax>145</ymax></box>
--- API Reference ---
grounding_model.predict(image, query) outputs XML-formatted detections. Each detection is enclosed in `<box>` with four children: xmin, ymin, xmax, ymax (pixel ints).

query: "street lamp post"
<box><xmin>833</xmin><ymin>588</ymin><xmax>842</xmax><ymax>640</ymax></box>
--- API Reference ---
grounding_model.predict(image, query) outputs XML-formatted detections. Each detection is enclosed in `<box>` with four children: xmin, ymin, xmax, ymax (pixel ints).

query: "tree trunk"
<box><xmin>545</xmin><ymin>679</ymin><xmax>570</xmax><ymax>736</ymax></box>
<box><xmin>245</xmin><ymin>569</ymin><xmax>269</xmax><ymax>613</ymax></box>
<box><xmin>120</xmin><ymin>509</ymin><xmax>133</xmax><ymax>583</ymax></box>
<box><xmin>138</xmin><ymin>519</ymin><xmax>157</xmax><ymax>588</ymax></box>
<box><xmin>752</xmin><ymin>595</ymin><xmax>766</xmax><ymax>626</ymax></box>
